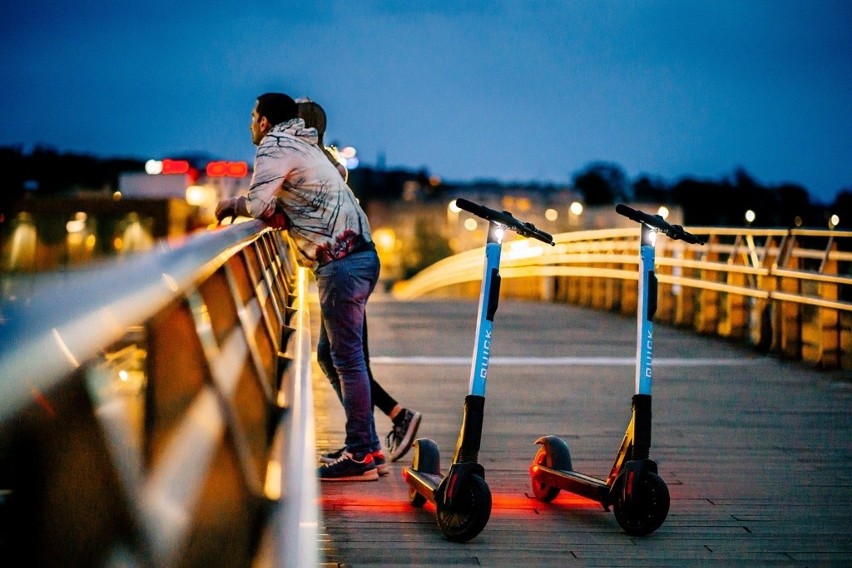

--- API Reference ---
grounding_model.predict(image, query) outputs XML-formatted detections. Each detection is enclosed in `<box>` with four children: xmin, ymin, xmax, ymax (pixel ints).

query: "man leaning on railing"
<box><xmin>215</xmin><ymin>92</ymin><xmax>386</xmax><ymax>481</ymax></box>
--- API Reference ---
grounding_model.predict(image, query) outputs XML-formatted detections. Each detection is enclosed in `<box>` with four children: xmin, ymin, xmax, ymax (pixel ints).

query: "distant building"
<box><xmin>119</xmin><ymin>172</ymin><xmax>193</xmax><ymax>200</ymax></box>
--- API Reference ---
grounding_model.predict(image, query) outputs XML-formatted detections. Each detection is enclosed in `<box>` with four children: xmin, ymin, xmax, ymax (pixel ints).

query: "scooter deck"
<box><xmin>403</xmin><ymin>469</ymin><xmax>444</xmax><ymax>504</ymax></box>
<box><xmin>534</xmin><ymin>465</ymin><xmax>610</xmax><ymax>504</ymax></box>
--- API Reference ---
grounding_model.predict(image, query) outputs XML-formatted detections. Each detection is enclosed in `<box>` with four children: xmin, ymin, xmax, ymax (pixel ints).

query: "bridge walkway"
<box><xmin>314</xmin><ymin>295</ymin><xmax>851</xmax><ymax>567</ymax></box>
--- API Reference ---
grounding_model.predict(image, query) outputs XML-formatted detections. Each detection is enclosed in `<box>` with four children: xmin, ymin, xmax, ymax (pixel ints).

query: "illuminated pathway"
<box><xmin>314</xmin><ymin>296</ymin><xmax>851</xmax><ymax>567</ymax></box>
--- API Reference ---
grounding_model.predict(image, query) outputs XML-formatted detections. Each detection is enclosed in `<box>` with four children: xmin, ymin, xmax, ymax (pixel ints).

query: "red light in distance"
<box><xmin>206</xmin><ymin>161</ymin><xmax>249</xmax><ymax>178</ymax></box>
<box><xmin>161</xmin><ymin>159</ymin><xmax>190</xmax><ymax>175</ymax></box>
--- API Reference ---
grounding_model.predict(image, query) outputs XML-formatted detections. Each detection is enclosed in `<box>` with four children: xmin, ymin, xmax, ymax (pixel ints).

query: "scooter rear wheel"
<box><xmin>530</xmin><ymin>446</ymin><xmax>561</xmax><ymax>502</ymax></box>
<box><xmin>436</xmin><ymin>474</ymin><xmax>492</xmax><ymax>542</ymax></box>
<box><xmin>612</xmin><ymin>470</ymin><xmax>670</xmax><ymax>536</ymax></box>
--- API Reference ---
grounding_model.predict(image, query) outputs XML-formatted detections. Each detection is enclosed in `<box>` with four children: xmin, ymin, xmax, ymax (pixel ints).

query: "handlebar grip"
<box><xmin>615</xmin><ymin>203</ymin><xmax>643</xmax><ymax>223</ymax></box>
<box><xmin>455</xmin><ymin>198</ymin><xmax>555</xmax><ymax>245</ymax></box>
<box><xmin>615</xmin><ymin>203</ymin><xmax>704</xmax><ymax>245</ymax></box>
<box><xmin>455</xmin><ymin>198</ymin><xmax>491</xmax><ymax>219</ymax></box>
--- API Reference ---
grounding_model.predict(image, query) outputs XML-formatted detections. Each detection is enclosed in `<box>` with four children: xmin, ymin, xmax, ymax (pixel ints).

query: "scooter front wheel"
<box><xmin>436</xmin><ymin>474</ymin><xmax>492</xmax><ymax>542</ymax></box>
<box><xmin>612</xmin><ymin>470</ymin><xmax>670</xmax><ymax>536</ymax></box>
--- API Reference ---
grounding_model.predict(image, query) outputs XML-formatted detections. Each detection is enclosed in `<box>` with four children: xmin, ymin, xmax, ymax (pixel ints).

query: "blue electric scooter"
<box><xmin>529</xmin><ymin>203</ymin><xmax>704</xmax><ymax>536</ymax></box>
<box><xmin>403</xmin><ymin>198</ymin><xmax>555</xmax><ymax>542</ymax></box>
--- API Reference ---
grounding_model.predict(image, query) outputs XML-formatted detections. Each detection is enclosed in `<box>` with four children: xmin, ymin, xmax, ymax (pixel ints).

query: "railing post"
<box><xmin>719</xmin><ymin>237</ymin><xmax>749</xmax><ymax>340</ymax></box>
<box><xmin>803</xmin><ymin>239</ymin><xmax>840</xmax><ymax>368</ymax></box>
<box><xmin>540</xmin><ymin>275</ymin><xmax>556</xmax><ymax>302</ymax></box>
<box><xmin>750</xmin><ymin>236</ymin><xmax>776</xmax><ymax>351</ymax></box>
<box><xmin>565</xmin><ymin>272</ymin><xmax>578</xmax><ymax>305</ymax></box>
<box><xmin>602</xmin><ymin>252</ymin><xmax>618</xmax><ymax>311</ymax></box>
<box><xmin>579</xmin><ymin>263</ymin><xmax>592</xmax><ymax>308</ymax></box>
<box><xmin>776</xmin><ymin>238</ymin><xmax>802</xmax><ymax>361</ymax></box>
<box><xmin>672</xmin><ymin>243</ymin><xmax>695</xmax><ymax>327</ymax></box>
<box><xmin>620</xmin><ymin>257</ymin><xmax>637</xmax><ymax>317</ymax></box>
<box><xmin>695</xmin><ymin>235</ymin><xmax>719</xmax><ymax>334</ymax></box>
<box><xmin>592</xmin><ymin>268</ymin><xmax>606</xmax><ymax>309</ymax></box>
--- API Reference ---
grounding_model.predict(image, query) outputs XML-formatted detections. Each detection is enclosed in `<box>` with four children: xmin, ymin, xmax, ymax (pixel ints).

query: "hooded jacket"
<box><xmin>246</xmin><ymin>118</ymin><xmax>373</xmax><ymax>268</ymax></box>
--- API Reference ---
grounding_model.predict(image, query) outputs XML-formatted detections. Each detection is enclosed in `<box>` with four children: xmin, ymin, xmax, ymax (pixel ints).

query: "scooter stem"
<box><xmin>468</xmin><ymin>227</ymin><xmax>503</xmax><ymax>397</ymax></box>
<box><xmin>454</xmin><ymin>221</ymin><xmax>503</xmax><ymax>462</ymax></box>
<box><xmin>452</xmin><ymin>395</ymin><xmax>485</xmax><ymax>463</ymax></box>
<box><xmin>635</xmin><ymin>223</ymin><xmax>658</xmax><ymax>396</ymax></box>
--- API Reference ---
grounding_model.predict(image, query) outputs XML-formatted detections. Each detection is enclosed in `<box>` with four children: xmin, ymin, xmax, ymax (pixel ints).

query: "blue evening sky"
<box><xmin>1</xmin><ymin>0</ymin><xmax>850</xmax><ymax>203</ymax></box>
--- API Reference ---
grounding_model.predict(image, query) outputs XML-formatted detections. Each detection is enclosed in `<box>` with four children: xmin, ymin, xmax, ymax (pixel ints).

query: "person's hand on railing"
<box><xmin>215</xmin><ymin>195</ymin><xmax>250</xmax><ymax>225</ymax></box>
<box><xmin>216</xmin><ymin>196</ymin><xmax>291</xmax><ymax>229</ymax></box>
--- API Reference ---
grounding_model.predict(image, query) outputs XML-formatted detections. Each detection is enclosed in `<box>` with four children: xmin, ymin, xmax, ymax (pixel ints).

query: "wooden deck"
<box><xmin>313</xmin><ymin>296</ymin><xmax>852</xmax><ymax>567</ymax></box>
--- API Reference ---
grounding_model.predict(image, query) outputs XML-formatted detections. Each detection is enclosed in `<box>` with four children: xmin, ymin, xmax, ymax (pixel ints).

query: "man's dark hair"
<box><xmin>256</xmin><ymin>93</ymin><xmax>298</xmax><ymax>127</ymax></box>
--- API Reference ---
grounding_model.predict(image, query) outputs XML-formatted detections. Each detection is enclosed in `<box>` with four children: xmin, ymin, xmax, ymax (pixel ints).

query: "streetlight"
<box><xmin>568</xmin><ymin>201</ymin><xmax>583</xmax><ymax>229</ymax></box>
<box><xmin>745</xmin><ymin>210</ymin><xmax>756</xmax><ymax>226</ymax></box>
<box><xmin>829</xmin><ymin>214</ymin><xmax>840</xmax><ymax>229</ymax></box>
<box><xmin>373</xmin><ymin>227</ymin><xmax>397</xmax><ymax>251</ymax></box>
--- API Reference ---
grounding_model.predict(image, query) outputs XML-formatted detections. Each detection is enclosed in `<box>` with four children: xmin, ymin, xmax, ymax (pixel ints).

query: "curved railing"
<box><xmin>0</xmin><ymin>221</ymin><xmax>318</xmax><ymax>567</ymax></box>
<box><xmin>394</xmin><ymin>226</ymin><xmax>852</xmax><ymax>370</ymax></box>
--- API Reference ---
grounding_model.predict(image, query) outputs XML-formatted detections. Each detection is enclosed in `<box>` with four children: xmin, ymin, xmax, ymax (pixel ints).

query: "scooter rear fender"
<box><xmin>534</xmin><ymin>435</ymin><xmax>573</xmax><ymax>472</ymax></box>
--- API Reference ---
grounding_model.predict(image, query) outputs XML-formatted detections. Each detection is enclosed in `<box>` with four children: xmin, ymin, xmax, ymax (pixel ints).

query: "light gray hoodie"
<box><xmin>247</xmin><ymin>118</ymin><xmax>372</xmax><ymax>268</ymax></box>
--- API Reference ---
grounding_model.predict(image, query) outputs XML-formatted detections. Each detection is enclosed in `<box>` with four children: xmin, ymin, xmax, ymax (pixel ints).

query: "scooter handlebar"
<box><xmin>615</xmin><ymin>203</ymin><xmax>705</xmax><ymax>245</ymax></box>
<box><xmin>455</xmin><ymin>198</ymin><xmax>555</xmax><ymax>245</ymax></box>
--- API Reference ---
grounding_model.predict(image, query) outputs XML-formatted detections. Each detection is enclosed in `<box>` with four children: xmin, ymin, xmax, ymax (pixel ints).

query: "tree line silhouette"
<box><xmin>1</xmin><ymin>146</ymin><xmax>849</xmax><ymax>229</ymax></box>
<box><xmin>571</xmin><ymin>162</ymin><xmax>849</xmax><ymax>228</ymax></box>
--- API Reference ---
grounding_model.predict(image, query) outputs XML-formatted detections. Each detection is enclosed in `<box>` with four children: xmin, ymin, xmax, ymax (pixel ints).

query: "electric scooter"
<box><xmin>403</xmin><ymin>198</ymin><xmax>555</xmax><ymax>542</ymax></box>
<box><xmin>529</xmin><ymin>203</ymin><xmax>704</xmax><ymax>536</ymax></box>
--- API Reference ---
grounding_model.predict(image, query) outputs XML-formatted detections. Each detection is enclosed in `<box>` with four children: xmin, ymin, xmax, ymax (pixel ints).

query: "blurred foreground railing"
<box><xmin>394</xmin><ymin>225</ymin><xmax>852</xmax><ymax>371</ymax></box>
<box><xmin>0</xmin><ymin>221</ymin><xmax>318</xmax><ymax>568</ymax></box>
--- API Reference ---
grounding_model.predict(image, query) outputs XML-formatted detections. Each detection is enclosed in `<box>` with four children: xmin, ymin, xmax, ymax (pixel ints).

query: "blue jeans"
<box><xmin>318</xmin><ymin>314</ymin><xmax>396</xmax><ymax>450</ymax></box>
<box><xmin>315</xmin><ymin>249</ymin><xmax>381</xmax><ymax>456</ymax></box>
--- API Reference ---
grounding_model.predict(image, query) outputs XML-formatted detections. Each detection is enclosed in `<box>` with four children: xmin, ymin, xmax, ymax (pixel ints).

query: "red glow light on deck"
<box><xmin>206</xmin><ymin>161</ymin><xmax>249</xmax><ymax>178</ymax></box>
<box><xmin>319</xmin><ymin>494</ymin><xmax>421</xmax><ymax>514</ymax></box>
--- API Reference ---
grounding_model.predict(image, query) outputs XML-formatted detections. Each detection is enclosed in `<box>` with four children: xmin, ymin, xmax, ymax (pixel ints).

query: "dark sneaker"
<box><xmin>319</xmin><ymin>446</ymin><xmax>347</xmax><ymax>464</ymax></box>
<box><xmin>372</xmin><ymin>450</ymin><xmax>390</xmax><ymax>476</ymax></box>
<box><xmin>321</xmin><ymin>447</ymin><xmax>388</xmax><ymax>475</ymax></box>
<box><xmin>317</xmin><ymin>451</ymin><xmax>379</xmax><ymax>481</ymax></box>
<box><xmin>386</xmin><ymin>409</ymin><xmax>422</xmax><ymax>462</ymax></box>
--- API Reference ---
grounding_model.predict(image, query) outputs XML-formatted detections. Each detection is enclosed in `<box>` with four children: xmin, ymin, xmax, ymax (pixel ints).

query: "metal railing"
<box><xmin>394</xmin><ymin>226</ymin><xmax>852</xmax><ymax>371</ymax></box>
<box><xmin>0</xmin><ymin>221</ymin><xmax>318</xmax><ymax>568</ymax></box>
